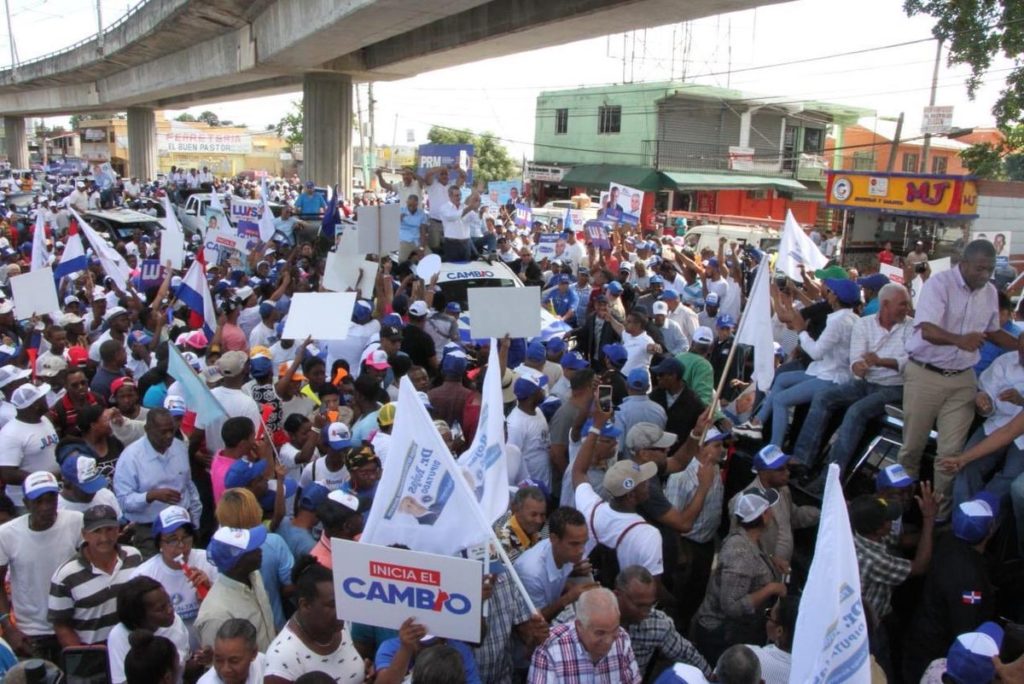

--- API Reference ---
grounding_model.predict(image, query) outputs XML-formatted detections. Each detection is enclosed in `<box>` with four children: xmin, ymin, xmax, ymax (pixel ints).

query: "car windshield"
<box><xmin>439</xmin><ymin>277</ymin><xmax>517</xmax><ymax>311</ymax></box>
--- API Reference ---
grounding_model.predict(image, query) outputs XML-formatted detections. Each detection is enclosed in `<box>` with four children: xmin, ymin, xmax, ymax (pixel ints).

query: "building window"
<box><xmin>932</xmin><ymin>155</ymin><xmax>948</xmax><ymax>174</ymax></box>
<box><xmin>902</xmin><ymin>152</ymin><xmax>920</xmax><ymax>173</ymax></box>
<box><xmin>598</xmin><ymin>105</ymin><xmax>621</xmax><ymax>134</ymax></box>
<box><xmin>803</xmin><ymin>128</ymin><xmax>824</xmax><ymax>154</ymax></box>
<box><xmin>555</xmin><ymin>108</ymin><xmax>568</xmax><ymax>135</ymax></box>
<box><xmin>852</xmin><ymin>151</ymin><xmax>875</xmax><ymax>171</ymax></box>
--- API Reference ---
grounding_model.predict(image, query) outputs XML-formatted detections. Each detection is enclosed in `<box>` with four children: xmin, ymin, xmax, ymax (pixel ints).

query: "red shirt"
<box><xmin>878</xmin><ymin>249</ymin><xmax>894</xmax><ymax>265</ymax></box>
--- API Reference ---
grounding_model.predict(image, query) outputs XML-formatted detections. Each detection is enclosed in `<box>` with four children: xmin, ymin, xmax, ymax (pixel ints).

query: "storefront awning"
<box><xmin>791</xmin><ymin>181</ymin><xmax>825</xmax><ymax>201</ymax></box>
<box><xmin>664</xmin><ymin>171</ymin><xmax>807</xmax><ymax>192</ymax></box>
<box><xmin>560</xmin><ymin>165</ymin><xmax>674</xmax><ymax>192</ymax></box>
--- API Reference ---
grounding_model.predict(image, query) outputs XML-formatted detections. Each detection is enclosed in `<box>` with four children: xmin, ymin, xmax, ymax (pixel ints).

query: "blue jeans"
<box><xmin>955</xmin><ymin>427</ymin><xmax>1024</xmax><ymax>507</ymax></box>
<box><xmin>792</xmin><ymin>380</ymin><xmax>904</xmax><ymax>470</ymax></box>
<box><xmin>755</xmin><ymin>370</ymin><xmax>834</xmax><ymax>447</ymax></box>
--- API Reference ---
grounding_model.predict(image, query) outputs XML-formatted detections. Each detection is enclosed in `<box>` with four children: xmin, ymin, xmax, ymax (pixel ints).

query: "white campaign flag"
<box><xmin>457</xmin><ymin>341</ymin><xmax>509</xmax><ymax>523</ymax></box>
<box><xmin>30</xmin><ymin>211</ymin><xmax>50</xmax><ymax>272</ymax></box>
<box><xmin>71</xmin><ymin>208</ymin><xmax>131</xmax><ymax>290</ymax></box>
<box><xmin>160</xmin><ymin>196</ymin><xmax>186</xmax><ymax>270</ymax></box>
<box><xmin>735</xmin><ymin>262</ymin><xmax>775</xmax><ymax>392</ymax></box>
<box><xmin>789</xmin><ymin>464</ymin><xmax>871</xmax><ymax>684</ymax></box>
<box><xmin>361</xmin><ymin>376</ymin><xmax>497</xmax><ymax>556</ymax></box>
<box><xmin>775</xmin><ymin>210</ymin><xmax>828</xmax><ymax>282</ymax></box>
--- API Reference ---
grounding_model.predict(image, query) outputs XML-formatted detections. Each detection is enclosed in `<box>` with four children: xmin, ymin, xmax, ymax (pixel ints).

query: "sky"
<box><xmin>2</xmin><ymin>0</ymin><xmax>1015</xmax><ymax>159</ymax></box>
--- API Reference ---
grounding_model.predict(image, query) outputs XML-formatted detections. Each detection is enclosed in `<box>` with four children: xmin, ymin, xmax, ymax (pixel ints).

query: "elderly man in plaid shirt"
<box><xmin>529</xmin><ymin>587</ymin><xmax>641</xmax><ymax>684</ymax></box>
<box><xmin>554</xmin><ymin>566</ymin><xmax>711</xmax><ymax>679</ymax></box>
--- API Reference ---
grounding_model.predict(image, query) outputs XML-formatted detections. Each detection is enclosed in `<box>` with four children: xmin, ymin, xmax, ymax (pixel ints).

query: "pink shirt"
<box><xmin>906</xmin><ymin>266</ymin><xmax>999</xmax><ymax>371</ymax></box>
<box><xmin>220</xmin><ymin>323</ymin><xmax>248</xmax><ymax>352</ymax></box>
<box><xmin>311</xmin><ymin>533</ymin><xmax>332</xmax><ymax>569</ymax></box>
<box><xmin>210</xmin><ymin>451</ymin><xmax>239</xmax><ymax>503</ymax></box>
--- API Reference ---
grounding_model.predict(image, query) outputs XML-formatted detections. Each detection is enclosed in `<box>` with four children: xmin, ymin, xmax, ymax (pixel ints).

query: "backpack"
<box><xmin>587</xmin><ymin>501</ymin><xmax>647</xmax><ymax>588</ymax></box>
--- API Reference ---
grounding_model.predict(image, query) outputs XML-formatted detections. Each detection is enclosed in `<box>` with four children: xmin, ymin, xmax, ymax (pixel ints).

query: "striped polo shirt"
<box><xmin>48</xmin><ymin>545</ymin><xmax>143</xmax><ymax>644</ymax></box>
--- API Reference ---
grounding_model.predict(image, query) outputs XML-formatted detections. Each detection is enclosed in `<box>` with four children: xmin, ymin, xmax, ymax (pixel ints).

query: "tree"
<box><xmin>276</xmin><ymin>100</ymin><xmax>304</xmax><ymax>150</ymax></box>
<box><xmin>68</xmin><ymin>113</ymin><xmax>114</xmax><ymax>129</ymax></box>
<box><xmin>904</xmin><ymin>0</ymin><xmax>1024</xmax><ymax>127</ymax></box>
<box><xmin>426</xmin><ymin>126</ymin><xmax>516</xmax><ymax>186</ymax></box>
<box><xmin>175</xmin><ymin>113</ymin><xmax>197</xmax><ymax>122</ymax></box>
<box><xmin>959</xmin><ymin>123</ymin><xmax>1024</xmax><ymax>180</ymax></box>
<box><xmin>197</xmin><ymin>111</ymin><xmax>220</xmax><ymax>127</ymax></box>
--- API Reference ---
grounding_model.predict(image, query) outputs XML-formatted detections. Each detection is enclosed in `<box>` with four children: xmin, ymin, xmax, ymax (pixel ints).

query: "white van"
<box><xmin>679</xmin><ymin>223</ymin><xmax>782</xmax><ymax>255</ymax></box>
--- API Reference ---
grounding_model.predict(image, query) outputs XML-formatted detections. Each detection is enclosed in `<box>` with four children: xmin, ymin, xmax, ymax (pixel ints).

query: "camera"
<box><xmin>914</xmin><ymin>262</ymin><xmax>927</xmax><ymax>274</ymax></box>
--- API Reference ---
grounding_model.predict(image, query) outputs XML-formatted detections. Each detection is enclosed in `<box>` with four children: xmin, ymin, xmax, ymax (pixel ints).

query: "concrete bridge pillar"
<box><xmin>302</xmin><ymin>72</ymin><xmax>352</xmax><ymax>198</ymax></box>
<box><xmin>127</xmin><ymin>106</ymin><xmax>158</xmax><ymax>181</ymax></box>
<box><xmin>3</xmin><ymin>117</ymin><xmax>28</xmax><ymax>168</ymax></box>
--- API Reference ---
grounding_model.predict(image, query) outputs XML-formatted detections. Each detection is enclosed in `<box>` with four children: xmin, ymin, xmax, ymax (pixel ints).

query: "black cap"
<box><xmin>83</xmin><ymin>505</ymin><xmax>120</xmax><ymax>532</ymax></box>
<box><xmin>380</xmin><ymin>325</ymin><xmax>403</xmax><ymax>341</ymax></box>
<box><xmin>848</xmin><ymin>495</ymin><xmax>902</xmax><ymax>535</ymax></box>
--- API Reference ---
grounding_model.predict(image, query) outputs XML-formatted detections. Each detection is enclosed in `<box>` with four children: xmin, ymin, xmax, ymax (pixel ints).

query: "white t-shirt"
<box><xmin>324</xmin><ymin>320</ymin><xmax>380</xmax><ymax>378</ymax></box>
<box><xmin>621</xmin><ymin>330</ymin><xmax>655</xmax><ymax>376</ymax></box>
<box><xmin>0</xmin><ymin>417</ymin><xmax>59</xmax><ymax>506</ymax></box>
<box><xmin>130</xmin><ymin>550</ymin><xmax>218</xmax><ymax>624</ymax></box>
<box><xmin>425</xmin><ymin>179</ymin><xmax>453</xmax><ymax>220</ymax></box>
<box><xmin>107</xmin><ymin>616</ymin><xmax>190</xmax><ymax>684</ymax></box>
<box><xmin>198</xmin><ymin>388</ymin><xmax>260</xmax><ymax>453</ymax></box>
<box><xmin>278</xmin><ymin>443</ymin><xmax>306</xmax><ymax>483</ymax></box>
<box><xmin>263</xmin><ymin>623</ymin><xmax>364</xmax><ymax>683</ymax></box>
<box><xmin>506</xmin><ymin>407</ymin><xmax>551</xmax><ymax>490</ymax></box>
<box><xmin>196</xmin><ymin>657</ymin><xmax>264</xmax><ymax>684</ymax></box>
<box><xmin>58</xmin><ymin>488</ymin><xmax>122</xmax><ymax>518</ymax></box>
<box><xmin>0</xmin><ymin>510</ymin><xmax>83</xmax><ymax>635</ymax></box>
<box><xmin>370</xmin><ymin>431</ymin><xmax>391</xmax><ymax>465</ymax></box>
<box><xmin>248</xmin><ymin>323</ymin><xmax>276</xmax><ymax>350</ymax></box>
<box><xmin>575</xmin><ymin>482</ymin><xmax>663</xmax><ymax>576</ymax></box>
<box><xmin>299</xmin><ymin>457</ymin><xmax>349</xmax><ymax>491</ymax></box>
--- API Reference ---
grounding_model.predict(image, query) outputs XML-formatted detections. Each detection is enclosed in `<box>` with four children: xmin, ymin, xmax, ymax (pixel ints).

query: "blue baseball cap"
<box><xmin>60</xmin><ymin>453</ymin><xmax>108</xmax><ymax>494</ymax></box>
<box><xmin>153</xmin><ymin>505</ymin><xmax>192</xmax><ymax>535</ymax></box>
<box><xmin>706</xmin><ymin>257</ymin><xmax>719</xmax><ymax>268</ymax></box>
<box><xmin>649</xmin><ymin>275</ymin><xmax>664</xmax><ymax>286</ymax></box>
<box><xmin>702</xmin><ymin>427</ymin><xmax>731</xmax><ymax>445</ymax></box>
<box><xmin>326</xmin><ymin>422</ymin><xmax>352</xmax><ymax>450</ymax></box>
<box><xmin>224</xmin><ymin>459</ymin><xmax>268</xmax><ymax>489</ymax></box>
<box><xmin>525</xmin><ymin>341</ymin><xmax>546</xmax><ymax>362</ymax></box>
<box><xmin>442</xmin><ymin>354</ymin><xmax>467</xmax><ymax>376</ymax></box>
<box><xmin>298</xmin><ymin>482</ymin><xmax>330</xmax><ymax>512</ymax></box>
<box><xmin>249</xmin><ymin>356</ymin><xmax>273</xmax><ymax>378</ymax></box>
<box><xmin>606</xmin><ymin>281</ymin><xmax>624</xmax><ymax>295</ymax></box>
<box><xmin>952</xmin><ymin>492</ymin><xmax>999</xmax><ymax>544</ymax></box>
<box><xmin>23</xmin><ymin>471</ymin><xmax>59</xmax><ymax>501</ymax></box>
<box><xmin>660</xmin><ymin>289</ymin><xmax>679</xmax><ymax>301</ymax></box>
<box><xmin>875</xmin><ymin>463</ymin><xmax>916</xmax><ymax>491</ymax></box>
<box><xmin>945</xmin><ymin>622</ymin><xmax>1003</xmax><ymax>684</ymax></box>
<box><xmin>259</xmin><ymin>301</ymin><xmax>276</xmax><ymax>318</ymax></box>
<box><xmin>352</xmin><ymin>300</ymin><xmax>373</xmax><ymax>321</ymax></box>
<box><xmin>207</xmin><ymin>525</ymin><xmax>267</xmax><ymax>572</ymax></box>
<box><xmin>513</xmin><ymin>375</ymin><xmax>548</xmax><ymax>401</ymax></box>
<box><xmin>581</xmin><ymin>418</ymin><xmax>623</xmax><ymax>439</ymax></box>
<box><xmin>753</xmin><ymin>445</ymin><xmax>791</xmax><ymax>472</ymax></box>
<box><xmin>445</xmin><ymin>301</ymin><xmax>462</xmax><ymax>314</ymax></box>
<box><xmin>601</xmin><ymin>343</ymin><xmax>628</xmax><ymax>367</ymax></box>
<box><xmin>716</xmin><ymin>313</ymin><xmax>735</xmax><ymax>329</ymax></box>
<box><xmin>824</xmin><ymin>278</ymin><xmax>862</xmax><ymax>306</ymax></box>
<box><xmin>652</xmin><ymin>357</ymin><xmax>683</xmax><ymax>376</ymax></box>
<box><xmin>626</xmin><ymin>368</ymin><xmax>651</xmax><ymax>391</ymax></box>
<box><xmin>558</xmin><ymin>274</ymin><xmax>571</xmax><ymax>284</ymax></box>
<box><xmin>560</xmin><ymin>351</ymin><xmax>588</xmax><ymax>370</ymax></box>
<box><xmin>128</xmin><ymin>329</ymin><xmax>153</xmax><ymax>347</ymax></box>
<box><xmin>857</xmin><ymin>273</ymin><xmax>890</xmax><ymax>292</ymax></box>
<box><xmin>705</xmin><ymin>292</ymin><xmax>720</xmax><ymax>306</ymax></box>
<box><xmin>546</xmin><ymin>337</ymin><xmax>566</xmax><ymax>355</ymax></box>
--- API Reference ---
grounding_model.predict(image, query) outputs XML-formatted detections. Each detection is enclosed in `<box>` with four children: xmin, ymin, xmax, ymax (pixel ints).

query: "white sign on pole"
<box><xmin>322</xmin><ymin>250</ymin><xmax>378</xmax><ymax>300</ymax></box>
<box><xmin>333</xmin><ymin>540</ymin><xmax>482</xmax><ymax>643</ymax></box>
<box><xmin>204</xmin><ymin>228</ymin><xmax>248</xmax><ymax>255</ymax></box>
<box><xmin>10</xmin><ymin>267</ymin><xmax>60</xmax><ymax>319</ymax></box>
<box><xmin>159</xmin><ymin>228</ymin><xmax>185</xmax><ymax>270</ymax></box>
<box><xmin>356</xmin><ymin>204</ymin><xmax>402</xmax><ymax>255</ymax></box>
<box><xmin>280</xmin><ymin>292</ymin><xmax>356</xmax><ymax>341</ymax></box>
<box><xmin>468</xmin><ymin>287</ymin><xmax>542</xmax><ymax>339</ymax></box>
<box><xmin>921</xmin><ymin>106</ymin><xmax>954</xmax><ymax>135</ymax></box>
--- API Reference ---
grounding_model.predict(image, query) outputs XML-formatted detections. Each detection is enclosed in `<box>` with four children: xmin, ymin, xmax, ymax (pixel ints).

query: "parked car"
<box><xmin>82</xmin><ymin>209</ymin><xmax>163</xmax><ymax>243</ymax></box>
<box><xmin>436</xmin><ymin>259</ymin><xmax>522</xmax><ymax>311</ymax></box>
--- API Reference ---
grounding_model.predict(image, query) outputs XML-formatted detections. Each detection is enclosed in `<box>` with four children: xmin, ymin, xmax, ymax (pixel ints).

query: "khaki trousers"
<box><xmin>897</xmin><ymin>361</ymin><xmax>977</xmax><ymax>518</ymax></box>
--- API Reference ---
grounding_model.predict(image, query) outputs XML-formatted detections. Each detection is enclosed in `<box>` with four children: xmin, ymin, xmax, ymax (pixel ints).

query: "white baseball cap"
<box><xmin>734</xmin><ymin>488</ymin><xmax>780</xmax><ymax>523</ymax></box>
<box><xmin>0</xmin><ymin>366</ymin><xmax>31</xmax><ymax>389</ymax></box>
<box><xmin>23</xmin><ymin>471</ymin><xmax>59</xmax><ymax>500</ymax></box>
<box><xmin>327</xmin><ymin>489</ymin><xmax>360</xmax><ymax>512</ymax></box>
<box><xmin>408</xmin><ymin>300</ymin><xmax>429</xmax><ymax>317</ymax></box>
<box><xmin>11</xmin><ymin>383</ymin><xmax>51</xmax><ymax>410</ymax></box>
<box><xmin>692</xmin><ymin>326</ymin><xmax>714</xmax><ymax>345</ymax></box>
<box><xmin>652</xmin><ymin>301</ymin><xmax>669</xmax><ymax>316</ymax></box>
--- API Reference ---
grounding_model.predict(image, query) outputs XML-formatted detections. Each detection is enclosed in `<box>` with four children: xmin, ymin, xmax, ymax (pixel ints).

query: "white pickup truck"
<box><xmin>175</xmin><ymin>192</ymin><xmax>285</xmax><ymax>238</ymax></box>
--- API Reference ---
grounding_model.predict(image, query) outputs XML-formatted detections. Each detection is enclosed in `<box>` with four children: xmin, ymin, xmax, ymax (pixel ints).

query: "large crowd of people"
<box><xmin>0</xmin><ymin>163</ymin><xmax>1023</xmax><ymax>684</ymax></box>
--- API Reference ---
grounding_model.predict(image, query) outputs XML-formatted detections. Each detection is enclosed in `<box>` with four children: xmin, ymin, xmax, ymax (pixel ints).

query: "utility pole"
<box><xmin>354</xmin><ymin>84</ymin><xmax>365</xmax><ymax>191</ymax></box>
<box><xmin>886</xmin><ymin>112</ymin><xmax>904</xmax><ymax>173</ymax></box>
<box><xmin>391</xmin><ymin>112</ymin><xmax>398</xmax><ymax>172</ymax></box>
<box><xmin>96</xmin><ymin>0</ymin><xmax>104</xmax><ymax>54</ymax></box>
<box><xmin>367</xmin><ymin>82</ymin><xmax>376</xmax><ymax>190</ymax></box>
<box><xmin>919</xmin><ymin>38</ymin><xmax>943</xmax><ymax>174</ymax></box>
<box><xmin>4</xmin><ymin>0</ymin><xmax>18</xmax><ymax>76</ymax></box>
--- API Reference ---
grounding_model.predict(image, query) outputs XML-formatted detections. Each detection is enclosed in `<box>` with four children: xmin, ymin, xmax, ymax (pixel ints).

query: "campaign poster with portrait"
<box><xmin>605</xmin><ymin>182</ymin><xmax>644</xmax><ymax>225</ymax></box>
<box><xmin>487</xmin><ymin>180</ymin><xmax>522</xmax><ymax>205</ymax></box>
<box><xmin>972</xmin><ymin>230</ymin><xmax>1012</xmax><ymax>265</ymax></box>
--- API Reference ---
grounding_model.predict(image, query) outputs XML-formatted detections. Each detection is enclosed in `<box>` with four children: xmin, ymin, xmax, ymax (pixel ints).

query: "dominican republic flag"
<box><xmin>177</xmin><ymin>259</ymin><xmax>217</xmax><ymax>338</ymax></box>
<box><xmin>962</xmin><ymin>591</ymin><xmax>983</xmax><ymax>605</ymax></box>
<box><xmin>54</xmin><ymin>223</ymin><xmax>88</xmax><ymax>280</ymax></box>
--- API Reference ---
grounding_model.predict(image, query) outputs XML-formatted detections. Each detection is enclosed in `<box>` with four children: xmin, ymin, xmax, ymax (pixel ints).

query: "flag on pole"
<box><xmin>177</xmin><ymin>260</ymin><xmax>218</xmax><ymax>338</ymax></box>
<box><xmin>735</xmin><ymin>261</ymin><xmax>775</xmax><ymax>392</ymax></box>
<box><xmin>166</xmin><ymin>342</ymin><xmax>227</xmax><ymax>424</ymax></box>
<box><xmin>30</xmin><ymin>211</ymin><xmax>51</xmax><ymax>272</ymax></box>
<box><xmin>54</xmin><ymin>223</ymin><xmax>87</xmax><ymax>280</ymax></box>
<box><xmin>775</xmin><ymin>209</ymin><xmax>828</xmax><ymax>282</ymax></box>
<box><xmin>789</xmin><ymin>464</ymin><xmax>872</xmax><ymax>684</ymax></box>
<box><xmin>321</xmin><ymin>185</ymin><xmax>339</xmax><ymax>240</ymax></box>
<box><xmin>258</xmin><ymin>179</ymin><xmax>277</xmax><ymax>242</ymax></box>
<box><xmin>457</xmin><ymin>341</ymin><xmax>509</xmax><ymax>523</ymax></box>
<box><xmin>362</xmin><ymin>376</ymin><xmax>499</xmax><ymax>556</ymax></box>
<box><xmin>70</xmin><ymin>208</ymin><xmax>131</xmax><ymax>290</ymax></box>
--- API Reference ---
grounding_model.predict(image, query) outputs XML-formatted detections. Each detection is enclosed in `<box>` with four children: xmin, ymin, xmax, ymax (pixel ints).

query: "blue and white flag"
<box><xmin>457</xmin><ymin>342</ymin><xmax>509</xmax><ymax>523</ymax></box>
<box><xmin>30</xmin><ymin>211</ymin><xmax>50</xmax><ymax>272</ymax></box>
<box><xmin>789</xmin><ymin>464</ymin><xmax>871</xmax><ymax>684</ymax></box>
<box><xmin>776</xmin><ymin>209</ymin><xmax>828</xmax><ymax>282</ymax></box>
<box><xmin>54</xmin><ymin>230</ymin><xmax>87</xmax><ymax>280</ymax></box>
<box><xmin>166</xmin><ymin>342</ymin><xmax>227</xmax><ymax>423</ymax></box>
<box><xmin>177</xmin><ymin>259</ymin><xmax>218</xmax><ymax>338</ymax></box>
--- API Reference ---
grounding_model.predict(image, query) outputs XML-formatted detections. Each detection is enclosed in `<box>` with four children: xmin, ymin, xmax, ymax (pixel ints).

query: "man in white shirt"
<box><xmin>423</xmin><ymin>165</ymin><xmax>465</xmax><ymax>252</ymax></box>
<box><xmin>513</xmin><ymin>507</ymin><xmax>592</xmax><ymax>620</ymax></box>
<box><xmin>0</xmin><ymin>384</ymin><xmax>59</xmax><ymax>509</ymax></box>
<box><xmin>745</xmin><ymin>595</ymin><xmax>799</xmax><ymax>684</ymax></box>
<box><xmin>620</xmin><ymin>311</ymin><xmax>661</xmax><ymax>376</ymax></box>
<box><xmin>438</xmin><ymin>185</ymin><xmax>477</xmax><ymax>262</ymax></box>
<box><xmin>793</xmin><ymin>283</ymin><xmax>912</xmax><ymax>482</ymax></box>
<box><xmin>190</xmin><ymin>351</ymin><xmax>261</xmax><ymax>456</ymax></box>
<box><xmin>506</xmin><ymin>376</ymin><xmax>552</xmax><ymax>490</ymax></box>
<box><xmin>123</xmin><ymin>178</ymin><xmax>141</xmax><ymax>199</ymax></box>
<box><xmin>652</xmin><ymin>301</ymin><xmax>688</xmax><ymax>355</ymax></box>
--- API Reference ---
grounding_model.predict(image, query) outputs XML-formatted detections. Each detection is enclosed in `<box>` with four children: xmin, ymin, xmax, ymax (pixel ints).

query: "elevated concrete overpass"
<box><xmin>0</xmin><ymin>0</ymin><xmax>786</xmax><ymax>189</ymax></box>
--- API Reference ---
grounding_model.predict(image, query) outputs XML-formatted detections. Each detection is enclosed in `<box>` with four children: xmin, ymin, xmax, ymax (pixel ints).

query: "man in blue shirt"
<box><xmin>543</xmin><ymin>275</ymin><xmax>580</xmax><ymax>323</ymax></box>
<box><xmin>399</xmin><ymin>194</ymin><xmax>427</xmax><ymax>261</ymax></box>
<box><xmin>293</xmin><ymin>181</ymin><xmax>327</xmax><ymax>217</ymax></box>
